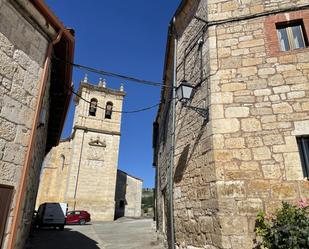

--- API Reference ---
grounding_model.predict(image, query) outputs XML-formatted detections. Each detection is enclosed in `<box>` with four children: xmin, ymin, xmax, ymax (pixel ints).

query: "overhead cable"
<box><xmin>52</xmin><ymin>56</ymin><xmax>173</xmax><ymax>88</ymax></box>
<box><xmin>70</xmin><ymin>87</ymin><xmax>161</xmax><ymax>114</ymax></box>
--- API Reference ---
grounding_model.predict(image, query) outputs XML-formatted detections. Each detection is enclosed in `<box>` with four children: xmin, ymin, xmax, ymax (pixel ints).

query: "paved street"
<box><xmin>27</xmin><ymin>218</ymin><xmax>164</xmax><ymax>249</ymax></box>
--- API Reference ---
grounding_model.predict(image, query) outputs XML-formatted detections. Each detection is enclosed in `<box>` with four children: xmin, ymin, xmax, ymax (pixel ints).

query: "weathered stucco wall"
<box><xmin>124</xmin><ymin>174</ymin><xmax>142</xmax><ymax>217</ymax></box>
<box><xmin>0</xmin><ymin>0</ymin><xmax>51</xmax><ymax>248</ymax></box>
<box><xmin>155</xmin><ymin>0</ymin><xmax>309</xmax><ymax>249</ymax></box>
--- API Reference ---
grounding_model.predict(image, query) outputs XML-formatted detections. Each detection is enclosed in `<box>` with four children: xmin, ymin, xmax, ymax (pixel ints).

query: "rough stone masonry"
<box><xmin>0</xmin><ymin>1</ymin><xmax>50</xmax><ymax>248</ymax></box>
<box><xmin>154</xmin><ymin>0</ymin><xmax>309</xmax><ymax>249</ymax></box>
<box><xmin>0</xmin><ymin>1</ymin><xmax>74</xmax><ymax>248</ymax></box>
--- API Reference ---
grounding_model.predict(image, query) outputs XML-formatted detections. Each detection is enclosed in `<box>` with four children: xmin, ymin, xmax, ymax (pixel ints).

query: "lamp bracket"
<box><xmin>183</xmin><ymin>104</ymin><xmax>209</xmax><ymax>121</ymax></box>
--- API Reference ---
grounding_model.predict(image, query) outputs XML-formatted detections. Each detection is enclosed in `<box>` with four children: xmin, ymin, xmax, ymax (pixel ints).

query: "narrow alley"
<box><xmin>2</xmin><ymin>0</ymin><xmax>309</xmax><ymax>249</ymax></box>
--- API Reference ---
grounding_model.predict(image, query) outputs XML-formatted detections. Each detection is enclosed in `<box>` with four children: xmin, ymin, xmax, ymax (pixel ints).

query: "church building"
<box><xmin>36</xmin><ymin>76</ymin><xmax>142</xmax><ymax>221</ymax></box>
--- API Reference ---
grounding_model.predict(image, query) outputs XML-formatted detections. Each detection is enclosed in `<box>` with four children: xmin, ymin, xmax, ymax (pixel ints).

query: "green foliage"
<box><xmin>141</xmin><ymin>196</ymin><xmax>154</xmax><ymax>209</ymax></box>
<box><xmin>255</xmin><ymin>201</ymin><xmax>309</xmax><ymax>249</ymax></box>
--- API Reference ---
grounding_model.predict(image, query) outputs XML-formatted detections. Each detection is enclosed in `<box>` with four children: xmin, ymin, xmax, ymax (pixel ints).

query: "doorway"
<box><xmin>0</xmin><ymin>184</ymin><xmax>14</xmax><ymax>248</ymax></box>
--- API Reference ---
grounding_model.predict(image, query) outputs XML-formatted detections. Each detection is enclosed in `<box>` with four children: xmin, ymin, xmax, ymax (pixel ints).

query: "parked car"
<box><xmin>66</xmin><ymin>210</ymin><xmax>91</xmax><ymax>225</ymax></box>
<box><xmin>35</xmin><ymin>202</ymin><xmax>68</xmax><ymax>230</ymax></box>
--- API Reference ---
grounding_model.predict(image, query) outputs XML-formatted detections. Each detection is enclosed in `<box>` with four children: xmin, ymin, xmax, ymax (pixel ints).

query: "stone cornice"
<box><xmin>74</xmin><ymin>125</ymin><xmax>121</xmax><ymax>136</ymax></box>
<box><xmin>78</xmin><ymin>82</ymin><xmax>126</xmax><ymax>97</ymax></box>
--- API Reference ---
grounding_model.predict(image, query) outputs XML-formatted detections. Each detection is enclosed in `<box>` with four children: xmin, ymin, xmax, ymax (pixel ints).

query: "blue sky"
<box><xmin>45</xmin><ymin>0</ymin><xmax>181</xmax><ymax>188</ymax></box>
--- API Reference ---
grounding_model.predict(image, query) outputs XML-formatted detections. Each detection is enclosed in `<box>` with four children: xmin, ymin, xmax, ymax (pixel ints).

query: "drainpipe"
<box><xmin>7</xmin><ymin>30</ymin><xmax>63</xmax><ymax>249</ymax></box>
<box><xmin>168</xmin><ymin>17</ymin><xmax>177</xmax><ymax>249</ymax></box>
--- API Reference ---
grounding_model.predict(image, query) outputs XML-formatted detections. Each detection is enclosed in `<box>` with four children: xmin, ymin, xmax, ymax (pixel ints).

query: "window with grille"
<box><xmin>277</xmin><ymin>21</ymin><xmax>307</xmax><ymax>51</ymax></box>
<box><xmin>297</xmin><ymin>136</ymin><xmax>309</xmax><ymax>178</ymax></box>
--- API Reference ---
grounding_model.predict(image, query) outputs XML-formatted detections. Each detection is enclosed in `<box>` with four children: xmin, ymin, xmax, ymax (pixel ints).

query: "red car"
<box><xmin>66</xmin><ymin>210</ymin><xmax>91</xmax><ymax>225</ymax></box>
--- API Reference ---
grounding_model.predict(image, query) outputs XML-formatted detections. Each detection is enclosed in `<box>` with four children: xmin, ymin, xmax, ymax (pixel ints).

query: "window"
<box><xmin>297</xmin><ymin>137</ymin><xmax>309</xmax><ymax>178</ymax></box>
<box><xmin>105</xmin><ymin>102</ymin><xmax>113</xmax><ymax>119</ymax></box>
<box><xmin>89</xmin><ymin>98</ymin><xmax>98</xmax><ymax>116</ymax></box>
<box><xmin>277</xmin><ymin>21</ymin><xmax>307</xmax><ymax>51</ymax></box>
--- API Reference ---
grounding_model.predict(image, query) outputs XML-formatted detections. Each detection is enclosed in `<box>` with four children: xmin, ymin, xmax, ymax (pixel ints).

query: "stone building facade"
<box><xmin>0</xmin><ymin>0</ymin><xmax>74</xmax><ymax>248</ymax></box>
<box><xmin>153</xmin><ymin>1</ymin><xmax>309</xmax><ymax>249</ymax></box>
<box><xmin>114</xmin><ymin>170</ymin><xmax>142</xmax><ymax>219</ymax></box>
<box><xmin>36</xmin><ymin>79</ymin><xmax>142</xmax><ymax>221</ymax></box>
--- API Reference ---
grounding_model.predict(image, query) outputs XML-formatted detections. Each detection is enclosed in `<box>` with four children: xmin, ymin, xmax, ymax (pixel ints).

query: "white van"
<box><xmin>36</xmin><ymin>202</ymin><xmax>68</xmax><ymax>230</ymax></box>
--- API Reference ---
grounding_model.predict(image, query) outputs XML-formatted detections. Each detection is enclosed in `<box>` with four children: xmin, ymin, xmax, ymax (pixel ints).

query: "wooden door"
<box><xmin>0</xmin><ymin>184</ymin><xmax>14</xmax><ymax>248</ymax></box>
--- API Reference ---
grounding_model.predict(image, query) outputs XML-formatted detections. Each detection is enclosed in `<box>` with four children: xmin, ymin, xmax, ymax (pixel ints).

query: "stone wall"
<box><xmin>74</xmin><ymin>83</ymin><xmax>124</xmax><ymax>133</ymax></box>
<box><xmin>209</xmin><ymin>5</ymin><xmax>309</xmax><ymax>248</ymax></box>
<box><xmin>35</xmin><ymin>140</ymin><xmax>72</xmax><ymax>207</ymax></box>
<box><xmin>124</xmin><ymin>174</ymin><xmax>142</xmax><ymax>217</ymax></box>
<box><xmin>0</xmin><ymin>0</ymin><xmax>51</xmax><ymax>248</ymax></box>
<box><xmin>69</xmin><ymin>129</ymin><xmax>120</xmax><ymax>220</ymax></box>
<box><xmin>36</xmin><ymin>125</ymin><xmax>121</xmax><ymax>221</ymax></box>
<box><xmin>155</xmin><ymin>0</ymin><xmax>309</xmax><ymax>249</ymax></box>
<box><xmin>115</xmin><ymin>170</ymin><xmax>142</xmax><ymax>218</ymax></box>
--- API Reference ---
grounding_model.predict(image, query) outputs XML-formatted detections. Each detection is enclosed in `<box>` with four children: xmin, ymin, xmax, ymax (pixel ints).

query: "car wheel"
<box><xmin>58</xmin><ymin>225</ymin><xmax>64</xmax><ymax>231</ymax></box>
<box><xmin>79</xmin><ymin>219</ymin><xmax>86</xmax><ymax>225</ymax></box>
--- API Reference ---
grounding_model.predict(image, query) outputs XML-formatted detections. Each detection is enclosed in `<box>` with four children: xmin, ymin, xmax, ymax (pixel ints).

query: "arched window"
<box><xmin>105</xmin><ymin>102</ymin><xmax>113</xmax><ymax>119</ymax></box>
<box><xmin>89</xmin><ymin>98</ymin><xmax>98</xmax><ymax>116</ymax></box>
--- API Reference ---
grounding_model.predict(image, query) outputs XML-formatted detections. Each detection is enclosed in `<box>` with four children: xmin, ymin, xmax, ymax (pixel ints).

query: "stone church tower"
<box><xmin>36</xmin><ymin>77</ymin><xmax>126</xmax><ymax>221</ymax></box>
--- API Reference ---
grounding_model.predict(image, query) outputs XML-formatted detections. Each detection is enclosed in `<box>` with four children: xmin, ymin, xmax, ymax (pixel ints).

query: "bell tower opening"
<box><xmin>89</xmin><ymin>98</ymin><xmax>98</xmax><ymax>116</ymax></box>
<box><xmin>73</xmin><ymin>77</ymin><xmax>125</xmax><ymax>132</ymax></box>
<box><xmin>105</xmin><ymin>102</ymin><xmax>113</xmax><ymax>119</ymax></box>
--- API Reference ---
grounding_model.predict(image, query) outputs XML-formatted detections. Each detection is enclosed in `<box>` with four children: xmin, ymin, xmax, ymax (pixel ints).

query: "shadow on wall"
<box><xmin>174</xmin><ymin>117</ymin><xmax>208</xmax><ymax>184</ymax></box>
<box><xmin>26</xmin><ymin>228</ymin><xmax>100</xmax><ymax>249</ymax></box>
<box><xmin>174</xmin><ymin>145</ymin><xmax>190</xmax><ymax>183</ymax></box>
<box><xmin>114</xmin><ymin>172</ymin><xmax>127</xmax><ymax>220</ymax></box>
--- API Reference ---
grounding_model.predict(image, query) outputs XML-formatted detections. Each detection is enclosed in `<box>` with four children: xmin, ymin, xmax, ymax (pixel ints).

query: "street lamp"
<box><xmin>176</xmin><ymin>80</ymin><xmax>194</xmax><ymax>102</ymax></box>
<box><xmin>175</xmin><ymin>80</ymin><xmax>209</xmax><ymax>120</ymax></box>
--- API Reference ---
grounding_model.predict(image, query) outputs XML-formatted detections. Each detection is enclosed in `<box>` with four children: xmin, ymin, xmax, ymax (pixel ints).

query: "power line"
<box><xmin>53</xmin><ymin>57</ymin><xmax>171</xmax><ymax>114</ymax></box>
<box><xmin>70</xmin><ymin>87</ymin><xmax>161</xmax><ymax>114</ymax></box>
<box><xmin>52</xmin><ymin>56</ymin><xmax>173</xmax><ymax>88</ymax></box>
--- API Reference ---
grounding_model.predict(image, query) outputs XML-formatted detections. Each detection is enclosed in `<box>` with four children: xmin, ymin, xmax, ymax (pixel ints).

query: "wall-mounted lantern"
<box><xmin>175</xmin><ymin>80</ymin><xmax>208</xmax><ymax>120</ymax></box>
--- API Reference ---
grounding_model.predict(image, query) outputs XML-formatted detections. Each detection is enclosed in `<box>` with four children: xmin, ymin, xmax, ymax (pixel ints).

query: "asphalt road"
<box><xmin>27</xmin><ymin>218</ymin><xmax>164</xmax><ymax>249</ymax></box>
